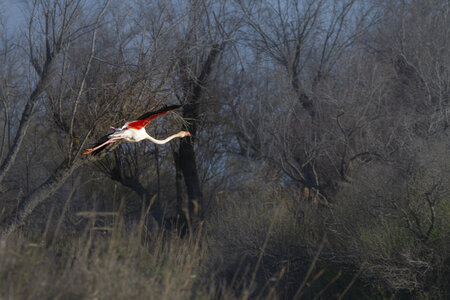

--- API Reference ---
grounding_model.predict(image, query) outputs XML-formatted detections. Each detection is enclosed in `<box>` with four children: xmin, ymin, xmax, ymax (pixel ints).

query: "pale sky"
<box><xmin>1</xmin><ymin>0</ymin><xmax>26</xmax><ymax>33</ymax></box>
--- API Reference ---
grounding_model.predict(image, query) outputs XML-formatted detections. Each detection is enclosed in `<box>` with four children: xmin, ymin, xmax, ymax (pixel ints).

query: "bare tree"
<box><xmin>0</xmin><ymin>16</ymin><xmax>23</xmax><ymax>176</ymax></box>
<box><xmin>0</xmin><ymin>0</ymin><xmax>111</xmax><ymax>239</ymax></box>
<box><xmin>166</xmin><ymin>0</ymin><xmax>233</xmax><ymax>224</ymax></box>
<box><xmin>232</xmin><ymin>0</ymin><xmax>377</xmax><ymax>202</ymax></box>
<box><xmin>0</xmin><ymin>0</ymin><xmax>82</xmax><ymax>184</ymax></box>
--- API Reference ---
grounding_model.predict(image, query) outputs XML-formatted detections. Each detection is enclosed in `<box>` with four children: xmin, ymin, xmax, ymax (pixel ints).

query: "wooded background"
<box><xmin>0</xmin><ymin>0</ymin><xmax>448</xmax><ymax>299</ymax></box>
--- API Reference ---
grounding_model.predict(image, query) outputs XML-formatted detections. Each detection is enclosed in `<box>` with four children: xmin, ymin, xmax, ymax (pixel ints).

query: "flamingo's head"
<box><xmin>180</xmin><ymin>131</ymin><xmax>191</xmax><ymax>137</ymax></box>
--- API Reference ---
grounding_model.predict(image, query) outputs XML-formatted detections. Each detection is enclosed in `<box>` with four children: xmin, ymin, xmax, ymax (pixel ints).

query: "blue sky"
<box><xmin>1</xmin><ymin>0</ymin><xmax>25</xmax><ymax>32</ymax></box>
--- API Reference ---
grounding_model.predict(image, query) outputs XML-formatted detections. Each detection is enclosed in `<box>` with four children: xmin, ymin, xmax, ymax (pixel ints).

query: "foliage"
<box><xmin>0</xmin><ymin>0</ymin><xmax>449</xmax><ymax>299</ymax></box>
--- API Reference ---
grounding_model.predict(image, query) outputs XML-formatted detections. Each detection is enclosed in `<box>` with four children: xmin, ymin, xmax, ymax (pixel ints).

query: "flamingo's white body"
<box><xmin>109</xmin><ymin>126</ymin><xmax>189</xmax><ymax>144</ymax></box>
<box><xmin>83</xmin><ymin>105</ymin><xmax>189</xmax><ymax>155</ymax></box>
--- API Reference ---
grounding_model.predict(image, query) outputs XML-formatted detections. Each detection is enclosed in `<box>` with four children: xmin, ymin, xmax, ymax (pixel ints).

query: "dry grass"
<box><xmin>0</xmin><ymin>220</ymin><xmax>210</xmax><ymax>300</ymax></box>
<box><xmin>1</xmin><ymin>167</ymin><xmax>448</xmax><ymax>300</ymax></box>
<box><xmin>0</xmin><ymin>193</ymin><xmax>330</xmax><ymax>300</ymax></box>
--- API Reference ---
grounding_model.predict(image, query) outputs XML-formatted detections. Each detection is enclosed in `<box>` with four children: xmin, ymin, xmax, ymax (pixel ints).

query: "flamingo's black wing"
<box><xmin>126</xmin><ymin>104</ymin><xmax>182</xmax><ymax>130</ymax></box>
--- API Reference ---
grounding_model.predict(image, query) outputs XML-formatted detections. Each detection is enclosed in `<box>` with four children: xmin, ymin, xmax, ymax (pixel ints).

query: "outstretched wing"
<box><xmin>126</xmin><ymin>104</ymin><xmax>181</xmax><ymax>130</ymax></box>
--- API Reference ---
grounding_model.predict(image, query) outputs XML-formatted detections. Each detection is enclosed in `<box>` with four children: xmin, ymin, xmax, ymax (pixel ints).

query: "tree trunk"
<box><xmin>175</xmin><ymin>42</ymin><xmax>225</xmax><ymax>223</ymax></box>
<box><xmin>0</xmin><ymin>65</ymin><xmax>55</xmax><ymax>184</ymax></box>
<box><xmin>177</xmin><ymin>134</ymin><xmax>203</xmax><ymax>221</ymax></box>
<box><xmin>109</xmin><ymin>161</ymin><xmax>164</xmax><ymax>226</ymax></box>
<box><xmin>0</xmin><ymin>158</ymin><xmax>83</xmax><ymax>239</ymax></box>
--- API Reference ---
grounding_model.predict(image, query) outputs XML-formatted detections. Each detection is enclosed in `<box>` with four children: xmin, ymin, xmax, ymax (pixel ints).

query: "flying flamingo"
<box><xmin>82</xmin><ymin>104</ymin><xmax>190</xmax><ymax>155</ymax></box>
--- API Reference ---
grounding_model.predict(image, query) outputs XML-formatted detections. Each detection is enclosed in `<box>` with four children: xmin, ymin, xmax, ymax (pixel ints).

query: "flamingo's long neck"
<box><xmin>145</xmin><ymin>132</ymin><xmax>181</xmax><ymax>144</ymax></box>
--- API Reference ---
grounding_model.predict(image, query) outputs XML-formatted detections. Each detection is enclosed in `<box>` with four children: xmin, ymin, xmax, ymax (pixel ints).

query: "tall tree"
<box><xmin>0</xmin><ymin>0</ymin><xmax>111</xmax><ymax>239</ymax></box>
<box><xmin>169</xmin><ymin>0</ymin><xmax>231</xmax><ymax>224</ymax></box>
<box><xmin>233</xmin><ymin>0</ymin><xmax>375</xmax><ymax>202</ymax></box>
<box><xmin>0</xmin><ymin>0</ymin><xmax>83</xmax><ymax>184</ymax></box>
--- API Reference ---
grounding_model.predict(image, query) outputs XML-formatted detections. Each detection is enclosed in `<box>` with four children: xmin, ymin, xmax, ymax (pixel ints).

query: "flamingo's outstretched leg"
<box><xmin>82</xmin><ymin>138</ymin><xmax>121</xmax><ymax>155</ymax></box>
